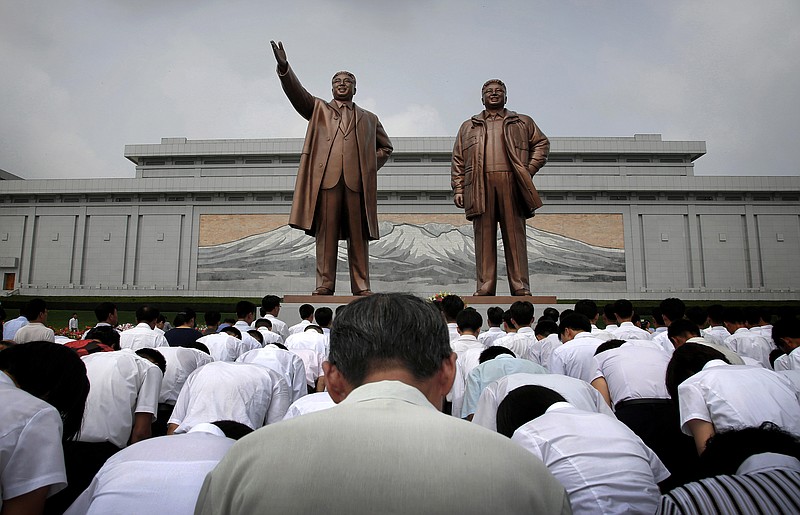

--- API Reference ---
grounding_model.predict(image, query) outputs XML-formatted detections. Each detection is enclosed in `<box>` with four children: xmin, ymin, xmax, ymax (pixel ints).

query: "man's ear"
<box><xmin>323</xmin><ymin>361</ymin><xmax>352</xmax><ymax>404</ymax></box>
<box><xmin>437</xmin><ymin>352</ymin><xmax>457</xmax><ymax>396</ymax></box>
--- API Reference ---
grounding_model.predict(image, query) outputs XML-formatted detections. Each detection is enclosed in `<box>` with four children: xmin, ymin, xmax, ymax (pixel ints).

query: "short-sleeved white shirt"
<box><xmin>256</xmin><ymin>327</ymin><xmax>284</xmax><ymax>345</ymax></box>
<box><xmin>774</xmin><ymin>347</ymin><xmax>800</xmax><ymax>371</ymax></box>
<box><xmin>285</xmin><ymin>330</ymin><xmax>328</xmax><ymax>362</ymax></box>
<box><xmin>651</xmin><ymin>330</ymin><xmax>674</xmax><ymax>355</ymax></box>
<box><xmin>611</xmin><ymin>321</ymin><xmax>653</xmax><ymax>341</ymax></box>
<box><xmin>478</xmin><ymin>327</ymin><xmax>506</xmax><ymax>347</ymax></box>
<box><xmin>197</xmin><ymin>333</ymin><xmax>247</xmax><ymax>362</ymax></box>
<box><xmin>592</xmin><ymin>343</ymin><xmax>671</xmax><ymax>405</ymax></box>
<box><xmin>283</xmin><ymin>392</ymin><xmax>337</xmax><ymax>420</ymax></box>
<box><xmin>492</xmin><ymin>327</ymin><xmax>538</xmax><ymax>361</ymax></box>
<box><xmin>237</xmin><ymin>346</ymin><xmax>308</xmax><ymax>403</ymax></box>
<box><xmin>473</xmin><ymin>372</ymin><xmax>615</xmax><ymax>431</ymax></box>
<box><xmin>119</xmin><ymin>323</ymin><xmax>169</xmax><ymax>351</ymax></box>
<box><xmin>512</xmin><ymin>403</ymin><xmax>669</xmax><ymax>515</ymax></box>
<box><xmin>702</xmin><ymin>326</ymin><xmax>731</xmax><ymax>347</ymax></box>
<box><xmin>549</xmin><ymin>332</ymin><xmax>606</xmax><ymax>383</ymax></box>
<box><xmin>79</xmin><ymin>350</ymin><xmax>163</xmax><ymax>448</ymax></box>
<box><xmin>288</xmin><ymin>319</ymin><xmax>312</xmax><ymax>336</ymax></box>
<box><xmin>677</xmin><ymin>360</ymin><xmax>800</xmax><ymax>436</ymax></box>
<box><xmin>168</xmin><ymin>361</ymin><xmax>290</xmax><ymax>432</ymax></box>
<box><xmin>156</xmin><ymin>347</ymin><xmax>213</xmax><ymax>404</ymax></box>
<box><xmin>451</xmin><ymin>334</ymin><xmax>484</xmax><ymax>354</ymax></box>
<box><xmin>724</xmin><ymin>328</ymin><xmax>774</xmax><ymax>368</ymax></box>
<box><xmin>254</xmin><ymin>314</ymin><xmax>289</xmax><ymax>341</ymax></box>
<box><xmin>529</xmin><ymin>334</ymin><xmax>562</xmax><ymax>370</ymax></box>
<box><xmin>289</xmin><ymin>347</ymin><xmax>324</xmax><ymax>388</ymax></box>
<box><xmin>63</xmin><ymin>425</ymin><xmax>234</xmax><ymax>515</ymax></box>
<box><xmin>0</xmin><ymin>373</ymin><xmax>66</xmax><ymax>505</ymax></box>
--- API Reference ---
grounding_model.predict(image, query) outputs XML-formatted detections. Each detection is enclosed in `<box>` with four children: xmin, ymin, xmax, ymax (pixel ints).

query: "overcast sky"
<box><xmin>1</xmin><ymin>0</ymin><xmax>798</xmax><ymax>179</ymax></box>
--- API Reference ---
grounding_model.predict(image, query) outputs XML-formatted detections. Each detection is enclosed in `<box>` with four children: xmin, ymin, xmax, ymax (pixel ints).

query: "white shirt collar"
<box><xmin>702</xmin><ymin>359</ymin><xmax>729</xmax><ymax>370</ymax></box>
<box><xmin>517</xmin><ymin>327</ymin><xmax>534</xmax><ymax>334</ymax></box>
<box><xmin>188</xmin><ymin>422</ymin><xmax>227</xmax><ymax>438</ymax></box>
<box><xmin>544</xmin><ymin>401</ymin><xmax>574</xmax><ymax>414</ymax></box>
<box><xmin>342</xmin><ymin>380</ymin><xmax>434</xmax><ymax>410</ymax></box>
<box><xmin>737</xmin><ymin>452</ymin><xmax>800</xmax><ymax>475</ymax></box>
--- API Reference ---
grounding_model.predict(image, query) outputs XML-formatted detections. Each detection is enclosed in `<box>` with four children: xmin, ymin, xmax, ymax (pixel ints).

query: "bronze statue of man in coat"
<box><xmin>271</xmin><ymin>41</ymin><xmax>393</xmax><ymax>296</ymax></box>
<box><xmin>451</xmin><ymin>79</ymin><xmax>549</xmax><ymax>296</ymax></box>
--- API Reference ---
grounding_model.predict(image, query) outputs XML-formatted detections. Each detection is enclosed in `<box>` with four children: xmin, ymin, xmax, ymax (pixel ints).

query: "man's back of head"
<box><xmin>261</xmin><ymin>295</ymin><xmax>282</xmax><ymax>316</ymax></box>
<box><xmin>299</xmin><ymin>303</ymin><xmax>315</xmax><ymax>321</ymax></box>
<box><xmin>613</xmin><ymin>299</ymin><xmax>634</xmax><ymax>321</ymax></box>
<box><xmin>136</xmin><ymin>305</ymin><xmax>160</xmax><ymax>325</ymax></box>
<box><xmin>660</xmin><ymin>297</ymin><xmax>686</xmax><ymax>325</ymax></box>
<box><xmin>441</xmin><ymin>295</ymin><xmax>464</xmax><ymax>323</ymax></box>
<box><xmin>94</xmin><ymin>302</ymin><xmax>118</xmax><ymax>324</ymax></box>
<box><xmin>314</xmin><ymin>307</ymin><xmax>333</xmax><ymax>328</ymax></box>
<box><xmin>486</xmin><ymin>306</ymin><xmax>504</xmax><ymax>327</ymax></box>
<box><xmin>510</xmin><ymin>300</ymin><xmax>535</xmax><ymax>328</ymax></box>
<box><xmin>456</xmin><ymin>308</ymin><xmax>483</xmax><ymax>335</ymax></box>
<box><xmin>573</xmin><ymin>299</ymin><xmax>598</xmax><ymax>323</ymax></box>
<box><xmin>21</xmin><ymin>298</ymin><xmax>47</xmax><ymax>322</ymax></box>
<box><xmin>236</xmin><ymin>300</ymin><xmax>257</xmax><ymax>321</ymax></box>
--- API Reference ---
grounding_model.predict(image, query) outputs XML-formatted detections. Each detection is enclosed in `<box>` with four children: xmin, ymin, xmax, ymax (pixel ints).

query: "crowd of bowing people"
<box><xmin>1</xmin><ymin>293</ymin><xmax>799</xmax><ymax>514</ymax></box>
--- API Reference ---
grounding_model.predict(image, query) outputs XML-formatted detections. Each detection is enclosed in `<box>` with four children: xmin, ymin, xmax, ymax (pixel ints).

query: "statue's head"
<box><xmin>481</xmin><ymin>79</ymin><xmax>507</xmax><ymax>109</ymax></box>
<box><xmin>332</xmin><ymin>71</ymin><xmax>356</xmax><ymax>102</ymax></box>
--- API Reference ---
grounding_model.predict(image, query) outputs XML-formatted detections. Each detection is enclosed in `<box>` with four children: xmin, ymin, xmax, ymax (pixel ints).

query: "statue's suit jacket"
<box><xmin>278</xmin><ymin>64</ymin><xmax>392</xmax><ymax>240</ymax></box>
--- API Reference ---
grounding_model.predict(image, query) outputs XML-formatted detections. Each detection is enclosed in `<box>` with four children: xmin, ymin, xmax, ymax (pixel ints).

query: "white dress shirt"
<box><xmin>529</xmin><ymin>333</ymin><xmax>562</xmax><ymax>369</ymax></box>
<box><xmin>549</xmin><ymin>332</ymin><xmax>606</xmax><ymax>383</ymax></box>
<box><xmin>233</xmin><ymin>321</ymin><xmax>262</xmax><ymax>351</ymax></box>
<box><xmin>473</xmin><ymin>372</ymin><xmax>616</xmax><ymax>431</ymax></box>
<box><xmin>255</xmin><ymin>314</ymin><xmax>289</xmax><ymax>341</ymax></box>
<box><xmin>64</xmin><ymin>425</ymin><xmax>235</xmax><ymax>515</ymax></box>
<box><xmin>512</xmin><ymin>402</ymin><xmax>669</xmax><ymax>515</ymax></box>
<box><xmin>197</xmin><ymin>333</ymin><xmax>247</xmax><ymax>362</ymax></box>
<box><xmin>283</xmin><ymin>392</ymin><xmax>337</xmax><ymax>420</ymax></box>
<box><xmin>0</xmin><ymin>372</ymin><xmax>67</xmax><ymax>502</ymax></box>
<box><xmin>288</xmin><ymin>319</ymin><xmax>312</xmax><ymax>336</ymax></box>
<box><xmin>723</xmin><ymin>328</ymin><xmax>773</xmax><ymax>368</ymax></box>
<box><xmin>651</xmin><ymin>330</ymin><xmax>674</xmax><ymax>355</ymax></box>
<box><xmin>774</xmin><ymin>346</ymin><xmax>800</xmax><ymax>371</ymax></box>
<box><xmin>611</xmin><ymin>321</ymin><xmax>653</xmax><ymax>341</ymax></box>
<box><xmin>79</xmin><ymin>350</ymin><xmax>163</xmax><ymax>448</ymax></box>
<box><xmin>478</xmin><ymin>326</ymin><xmax>507</xmax><ymax>347</ymax></box>
<box><xmin>447</xmin><ymin>322</ymin><xmax>460</xmax><ymax>342</ymax></box>
<box><xmin>702</xmin><ymin>325</ymin><xmax>731</xmax><ymax>347</ymax></box>
<box><xmin>257</xmin><ymin>327</ymin><xmax>284</xmax><ymax>346</ymax></box>
<box><xmin>237</xmin><ymin>346</ymin><xmax>308</xmax><ymax>403</ymax></box>
<box><xmin>451</xmin><ymin>334</ymin><xmax>484</xmax><ymax>354</ymax></box>
<box><xmin>290</xmin><ymin>347</ymin><xmax>324</xmax><ymax>388</ymax></box>
<box><xmin>156</xmin><ymin>347</ymin><xmax>214</xmax><ymax>404</ymax></box>
<box><xmin>493</xmin><ymin>326</ymin><xmax>537</xmax><ymax>361</ymax></box>
<box><xmin>590</xmin><ymin>324</ymin><xmax>615</xmax><ymax>341</ymax></box>
<box><xmin>119</xmin><ymin>323</ymin><xmax>169</xmax><ymax>351</ymax></box>
<box><xmin>285</xmin><ymin>330</ymin><xmax>328</xmax><ymax>361</ymax></box>
<box><xmin>592</xmin><ymin>343</ymin><xmax>671</xmax><ymax>405</ymax></box>
<box><xmin>461</xmin><ymin>355</ymin><xmax>547</xmax><ymax>418</ymax></box>
<box><xmin>168</xmin><ymin>361</ymin><xmax>291</xmax><ymax>432</ymax></box>
<box><xmin>677</xmin><ymin>360</ymin><xmax>800</xmax><ymax>436</ymax></box>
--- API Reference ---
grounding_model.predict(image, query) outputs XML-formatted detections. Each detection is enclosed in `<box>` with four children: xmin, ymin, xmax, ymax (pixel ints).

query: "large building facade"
<box><xmin>0</xmin><ymin>134</ymin><xmax>798</xmax><ymax>300</ymax></box>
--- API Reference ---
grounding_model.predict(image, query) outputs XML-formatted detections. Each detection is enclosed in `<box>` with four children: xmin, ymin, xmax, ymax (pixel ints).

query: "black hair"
<box><xmin>486</xmin><ymin>306</ymin><xmax>504</xmax><ymax>326</ymax></box>
<box><xmin>21</xmin><ymin>298</ymin><xmax>47</xmax><ymax>321</ymax></box>
<box><xmin>685</xmin><ymin>306</ymin><xmax>708</xmax><ymax>327</ymax></box>
<box><xmin>667</xmin><ymin>319</ymin><xmax>702</xmax><ymax>340</ymax></box>
<box><xmin>299</xmin><ymin>303</ymin><xmax>315</xmax><ymax>320</ymax></box>
<box><xmin>314</xmin><ymin>307</ymin><xmax>333</xmax><ymax>328</ymax></box>
<box><xmin>173</xmin><ymin>308</ymin><xmax>197</xmax><ymax>328</ymax></box>
<box><xmin>602</xmin><ymin>303</ymin><xmax>616</xmax><ymax>322</ymax></box>
<box><xmin>542</xmin><ymin>307</ymin><xmax>560</xmax><ymax>323</ymax></box>
<box><xmin>707</xmin><ymin>304</ymin><xmax>725</xmax><ymax>325</ymax></box>
<box><xmin>559</xmin><ymin>308</ymin><xmax>575</xmax><ymax>323</ymax></box>
<box><xmin>212</xmin><ymin>420</ymin><xmax>255</xmax><ymax>440</ymax></box>
<box><xmin>254</xmin><ymin>318</ymin><xmax>273</xmax><ymax>330</ymax></box>
<box><xmin>496</xmin><ymin>385</ymin><xmax>566</xmax><ymax>438</ymax></box>
<box><xmin>268</xmin><ymin>342</ymin><xmax>289</xmax><ymax>351</ymax></box>
<box><xmin>660</xmin><ymin>298</ymin><xmax>686</xmax><ymax>323</ymax></box>
<box><xmin>772</xmin><ymin>318</ymin><xmax>800</xmax><ymax>353</ymax></box>
<box><xmin>260</xmin><ymin>295</ymin><xmax>282</xmax><ymax>315</ymax></box>
<box><xmin>187</xmin><ymin>341</ymin><xmax>211</xmax><ymax>355</ymax></box>
<box><xmin>222</xmin><ymin>326</ymin><xmax>242</xmax><ymax>339</ymax></box>
<box><xmin>533</xmin><ymin>319</ymin><xmax>559</xmax><ymax>338</ymax></box>
<box><xmin>502</xmin><ymin>310</ymin><xmax>516</xmax><ymax>330</ymax></box>
<box><xmin>613</xmin><ymin>299</ymin><xmax>634</xmax><ymax>319</ymax></box>
<box><xmin>573</xmin><ymin>299</ymin><xmax>598</xmax><ymax>321</ymax></box>
<box><xmin>327</xmin><ymin>293</ymin><xmax>452</xmax><ymax>387</ymax></box>
<box><xmin>769</xmin><ymin>348</ymin><xmax>786</xmax><ymax>368</ymax></box>
<box><xmin>479</xmin><ymin>346</ymin><xmax>515</xmax><ymax>364</ymax></box>
<box><xmin>651</xmin><ymin>307</ymin><xmax>664</xmax><ymax>326</ymax></box>
<box><xmin>204</xmin><ymin>310</ymin><xmax>221</xmax><ymax>326</ymax></box>
<box><xmin>700</xmin><ymin>422</ymin><xmax>800</xmax><ymax>476</ymax></box>
<box><xmin>558</xmin><ymin>313</ymin><xmax>592</xmax><ymax>335</ymax></box>
<box><xmin>135</xmin><ymin>305</ymin><xmax>160</xmax><ymax>324</ymax></box>
<box><xmin>0</xmin><ymin>341</ymin><xmax>89</xmax><ymax>441</ymax></box>
<box><xmin>304</xmin><ymin>324</ymin><xmax>323</xmax><ymax>334</ymax></box>
<box><xmin>85</xmin><ymin>325</ymin><xmax>121</xmax><ymax>350</ymax></box>
<box><xmin>94</xmin><ymin>302</ymin><xmax>117</xmax><ymax>323</ymax></box>
<box><xmin>236</xmin><ymin>300</ymin><xmax>257</xmax><ymax>319</ymax></box>
<box><xmin>665</xmin><ymin>343</ymin><xmax>729</xmax><ymax>400</ymax></box>
<box><xmin>456</xmin><ymin>308</ymin><xmax>483</xmax><ymax>332</ymax></box>
<box><xmin>247</xmin><ymin>329</ymin><xmax>264</xmax><ymax>345</ymax></box>
<box><xmin>510</xmin><ymin>300</ymin><xmax>535</xmax><ymax>326</ymax></box>
<box><xmin>594</xmin><ymin>339</ymin><xmax>626</xmax><ymax>355</ymax></box>
<box><xmin>135</xmin><ymin>348</ymin><xmax>166</xmax><ymax>375</ymax></box>
<box><xmin>441</xmin><ymin>295</ymin><xmax>464</xmax><ymax>322</ymax></box>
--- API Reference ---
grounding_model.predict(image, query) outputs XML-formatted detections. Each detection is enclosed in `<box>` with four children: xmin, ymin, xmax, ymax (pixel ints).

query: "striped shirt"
<box><xmin>657</xmin><ymin>454</ymin><xmax>800</xmax><ymax>514</ymax></box>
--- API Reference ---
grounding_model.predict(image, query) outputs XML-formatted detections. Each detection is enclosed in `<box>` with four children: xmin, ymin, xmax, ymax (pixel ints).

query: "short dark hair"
<box><xmin>260</xmin><ymin>295</ymin><xmax>282</xmax><ymax>315</ymax></box>
<box><xmin>247</xmin><ymin>330</ymin><xmax>264</xmax><ymax>345</ymax></box>
<box><xmin>496</xmin><ymin>385</ymin><xmax>566</xmax><ymax>438</ymax></box>
<box><xmin>315</xmin><ymin>307</ymin><xmax>333</xmax><ymax>328</ymax></box>
<box><xmin>558</xmin><ymin>308</ymin><xmax>575</xmax><ymax>323</ymax></box>
<box><xmin>743</xmin><ymin>306</ymin><xmax>761</xmax><ymax>327</ymax></box>
<box><xmin>187</xmin><ymin>341</ymin><xmax>211</xmax><ymax>355</ymax></box>
<box><xmin>707</xmin><ymin>304</ymin><xmax>725</xmax><ymax>325</ymax></box>
<box><xmin>660</xmin><ymin>297</ymin><xmax>686</xmax><ymax>323</ymax></box>
<box><xmin>486</xmin><ymin>306</ymin><xmax>504</xmax><ymax>326</ymax></box>
<box><xmin>722</xmin><ymin>307</ymin><xmax>745</xmax><ymax>325</ymax></box>
<box><xmin>173</xmin><ymin>308</ymin><xmax>197</xmax><ymax>328</ymax></box>
<box><xmin>685</xmin><ymin>306</ymin><xmax>708</xmax><ymax>327</ymax></box>
<box><xmin>21</xmin><ymin>298</ymin><xmax>47</xmax><ymax>321</ymax></box>
<box><xmin>542</xmin><ymin>307</ymin><xmax>560</xmax><ymax>323</ymax></box>
<box><xmin>651</xmin><ymin>307</ymin><xmax>664</xmax><ymax>326</ymax></box>
<box><xmin>510</xmin><ymin>301</ymin><xmax>535</xmax><ymax>326</ymax></box>
<box><xmin>254</xmin><ymin>318</ymin><xmax>273</xmax><ymax>330</ymax></box>
<box><xmin>479</xmin><ymin>346</ymin><xmax>515</xmax><ymax>364</ymax></box>
<box><xmin>700</xmin><ymin>422</ymin><xmax>800</xmax><ymax>477</ymax></box>
<box><xmin>441</xmin><ymin>295</ymin><xmax>464</xmax><ymax>322</ymax></box>
<box><xmin>204</xmin><ymin>310</ymin><xmax>221</xmax><ymax>326</ymax></box>
<box><xmin>86</xmin><ymin>325</ymin><xmax>121</xmax><ymax>350</ymax></box>
<box><xmin>667</xmin><ymin>319</ymin><xmax>701</xmax><ymax>340</ymax></box>
<box><xmin>222</xmin><ymin>326</ymin><xmax>242</xmax><ymax>339</ymax></box>
<box><xmin>665</xmin><ymin>343</ymin><xmax>729</xmax><ymax>399</ymax></box>
<box><xmin>558</xmin><ymin>313</ymin><xmax>592</xmax><ymax>336</ymax></box>
<box><xmin>594</xmin><ymin>339</ymin><xmax>626</xmax><ymax>355</ymax></box>
<box><xmin>327</xmin><ymin>293</ymin><xmax>452</xmax><ymax>387</ymax></box>
<box><xmin>613</xmin><ymin>299</ymin><xmax>634</xmax><ymax>319</ymax></box>
<box><xmin>573</xmin><ymin>299</ymin><xmax>598</xmax><ymax>320</ymax></box>
<box><xmin>603</xmin><ymin>303</ymin><xmax>616</xmax><ymax>321</ymax></box>
<box><xmin>0</xmin><ymin>341</ymin><xmax>90</xmax><ymax>441</ymax></box>
<box><xmin>136</xmin><ymin>348</ymin><xmax>166</xmax><ymax>375</ymax></box>
<box><xmin>533</xmin><ymin>319</ymin><xmax>559</xmax><ymax>338</ymax></box>
<box><xmin>456</xmin><ymin>308</ymin><xmax>483</xmax><ymax>332</ymax></box>
<box><xmin>772</xmin><ymin>318</ymin><xmax>800</xmax><ymax>353</ymax></box>
<box><xmin>236</xmin><ymin>301</ymin><xmax>257</xmax><ymax>319</ymax></box>
<box><xmin>212</xmin><ymin>420</ymin><xmax>255</xmax><ymax>440</ymax></box>
<box><xmin>304</xmin><ymin>324</ymin><xmax>323</xmax><ymax>334</ymax></box>
<box><xmin>135</xmin><ymin>305</ymin><xmax>160</xmax><ymax>324</ymax></box>
<box><xmin>299</xmin><ymin>304</ymin><xmax>315</xmax><ymax>320</ymax></box>
<box><xmin>94</xmin><ymin>302</ymin><xmax>117</xmax><ymax>323</ymax></box>
<box><xmin>502</xmin><ymin>310</ymin><xmax>516</xmax><ymax>330</ymax></box>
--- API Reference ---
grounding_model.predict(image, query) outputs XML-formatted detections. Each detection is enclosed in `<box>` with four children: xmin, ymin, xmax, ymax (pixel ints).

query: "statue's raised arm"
<box><xmin>270</xmin><ymin>40</ymin><xmax>288</xmax><ymax>74</ymax></box>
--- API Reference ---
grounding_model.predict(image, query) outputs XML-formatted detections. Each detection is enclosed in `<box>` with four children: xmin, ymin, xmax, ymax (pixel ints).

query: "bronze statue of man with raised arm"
<box><xmin>271</xmin><ymin>41</ymin><xmax>392</xmax><ymax>296</ymax></box>
<box><xmin>451</xmin><ymin>79</ymin><xmax>549</xmax><ymax>296</ymax></box>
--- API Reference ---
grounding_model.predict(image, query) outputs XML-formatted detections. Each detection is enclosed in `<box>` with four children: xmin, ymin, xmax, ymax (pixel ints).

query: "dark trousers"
<box><xmin>45</xmin><ymin>440</ymin><xmax>121</xmax><ymax>514</ymax></box>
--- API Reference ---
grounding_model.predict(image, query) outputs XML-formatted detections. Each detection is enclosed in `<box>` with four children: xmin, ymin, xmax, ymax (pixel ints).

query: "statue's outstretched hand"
<box><xmin>271</xmin><ymin>40</ymin><xmax>288</xmax><ymax>73</ymax></box>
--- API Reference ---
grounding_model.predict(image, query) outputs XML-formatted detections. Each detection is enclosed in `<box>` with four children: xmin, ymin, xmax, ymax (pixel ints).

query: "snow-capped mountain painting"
<box><xmin>197</xmin><ymin>221</ymin><xmax>625</xmax><ymax>295</ymax></box>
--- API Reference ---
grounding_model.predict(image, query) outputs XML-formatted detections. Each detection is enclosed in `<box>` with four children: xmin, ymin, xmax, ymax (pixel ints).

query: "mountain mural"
<box><xmin>196</xmin><ymin>221</ymin><xmax>625</xmax><ymax>294</ymax></box>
